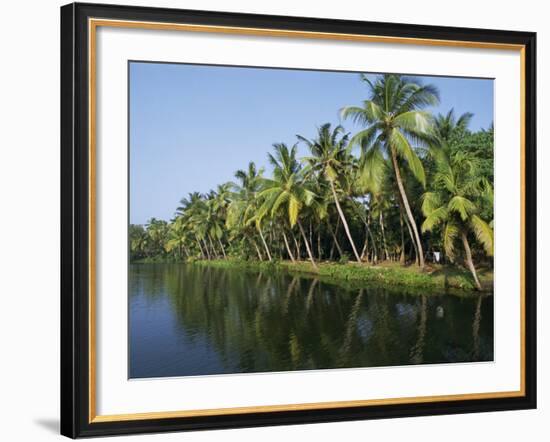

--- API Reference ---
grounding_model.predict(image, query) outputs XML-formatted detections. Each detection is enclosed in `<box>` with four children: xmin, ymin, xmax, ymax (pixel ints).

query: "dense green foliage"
<box><xmin>130</xmin><ymin>74</ymin><xmax>494</xmax><ymax>289</ymax></box>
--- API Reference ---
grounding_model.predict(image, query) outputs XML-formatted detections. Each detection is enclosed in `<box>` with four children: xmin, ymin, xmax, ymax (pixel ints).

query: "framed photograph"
<box><xmin>60</xmin><ymin>2</ymin><xmax>536</xmax><ymax>438</ymax></box>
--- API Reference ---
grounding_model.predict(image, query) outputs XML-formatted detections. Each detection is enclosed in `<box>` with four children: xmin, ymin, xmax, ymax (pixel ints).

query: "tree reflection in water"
<box><xmin>129</xmin><ymin>264</ymin><xmax>494</xmax><ymax>378</ymax></box>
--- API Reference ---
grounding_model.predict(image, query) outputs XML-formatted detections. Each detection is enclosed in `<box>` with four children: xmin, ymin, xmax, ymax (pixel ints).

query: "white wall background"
<box><xmin>0</xmin><ymin>0</ymin><xmax>546</xmax><ymax>440</ymax></box>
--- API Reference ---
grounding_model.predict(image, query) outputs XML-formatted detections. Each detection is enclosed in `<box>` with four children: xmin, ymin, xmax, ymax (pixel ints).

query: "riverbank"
<box><xmin>191</xmin><ymin>259</ymin><xmax>493</xmax><ymax>292</ymax></box>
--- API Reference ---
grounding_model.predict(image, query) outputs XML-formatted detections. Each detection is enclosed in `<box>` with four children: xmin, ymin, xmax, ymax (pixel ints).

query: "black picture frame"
<box><xmin>61</xmin><ymin>2</ymin><xmax>537</xmax><ymax>438</ymax></box>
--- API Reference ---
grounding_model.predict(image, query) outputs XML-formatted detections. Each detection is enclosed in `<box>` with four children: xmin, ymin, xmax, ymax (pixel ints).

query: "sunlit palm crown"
<box><xmin>341</xmin><ymin>74</ymin><xmax>440</xmax><ymax>187</ymax></box>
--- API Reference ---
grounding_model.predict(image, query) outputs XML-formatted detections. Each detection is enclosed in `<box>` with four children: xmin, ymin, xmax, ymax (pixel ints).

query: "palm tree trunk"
<box><xmin>360</xmin><ymin>241</ymin><xmax>367</xmax><ymax>262</ymax></box>
<box><xmin>282</xmin><ymin>230</ymin><xmax>296</xmax><ymax>263</ymax></box>
<box><xmin>208</xmin><ymin>234</ymin><xmax>218</xmax><ymax>258</ymax></box>
<box><xmin>257</xmin><ymin>227</ymin><xmax>272</xmax><ymax>261</ymax></box>
<box><xmin>297</xmin><ymin>220</ymin><xmax>318</xmax><ymax>269</ymax></box>
<box><xmin>380</xmin><ymin>211</ymin><xmax>390</xmax><ymax>261</ymax></box>
<box><xmin>399</xmin><ymin>210</ymin><xmax>406</xmax><ymax>265</ymax></box>
<box><xmin>217</xmin><ymin>237</ymin><xmax>227</xmax><ymax>259</ymax></box>
<box><xmin>461</xmin><ymin>232</ymin><xmax>482</xmax><ymax>290</ymax></box>
<box><xmin>291</xmin><ymin>231</ymin><xmax>300</xmax><ymax>260</ymax></box>
<box><xmin>327</xmin><ymin>219</ymin><xmax>343</xmax><ymax>258</ymax></box>
<box><xmin>403</xmin><ymin>214</ymin><xmax>418</xmax><ymax>265</ymax></box>
<box><xmin>390</xmin><ymin>147</ymin><xmax>425</xmax><ymax>269</ymax></box>
<box><xmin>250</xmin><ymin>237</ymin><xmax>263</xmax><ymax>261</ymax></box>
<box><xmin>366</xmin><ymin>212</ymin><xmax>378</xmax><ymax>264</ymax></box>
<box><xmin>309</xmin><ymin>220</ymin><xmax>313</xmax><ymax>257</ymax></box>
<box><xmin>353</xmin><ymin>203</ymin><xmax>376</xmax><ymax>263</ymax></box>
<box><xmin>202</xmin><ymin>239</ymin><xmax>211</xmax><ymax>260</ymax></box>
<box><xmin>329</xmin><ymin>180</ymin><xmax>361</xmax><ymax>263</ymax></box>
<box><xmin>195</xmin><ymin>236</ymin><xmax>206</xmax><ymax>259</ymax></box>
<box><xmin>317</xmin><ymin>228</ymin><xmax>322</xmax><ymax>260</ymax></box>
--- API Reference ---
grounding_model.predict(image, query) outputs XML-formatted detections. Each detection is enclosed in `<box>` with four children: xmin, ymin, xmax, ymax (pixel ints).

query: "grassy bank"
<box><xmin>193</xmin><ymin>259</ymin><xmax>493</xmax><ymax>292</ymax></box>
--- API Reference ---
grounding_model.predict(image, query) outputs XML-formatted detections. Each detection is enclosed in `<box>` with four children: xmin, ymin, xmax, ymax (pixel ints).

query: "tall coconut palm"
<box><xmin>341</xmin><ymin>74</ymin><xmax>439</xmax><ymax>269</ymax></box>
<box><xmin>352</xmin><ymin>141</ymin><xmax>389</xmax><ymax>263</ymax></box>
<box><xmin>421</xmin><ymin>149</ymin><xmax>493</xmax><ymax>290</ymax></box>
<box><xmin>257</xmin><ymin>143</ymin><xmax>319</xmax><ymax>268</ymax></box>
<box><xmin>298</xmin><ymin>123</ymin><xmax>362</xmax><ymax>263</ymax></box>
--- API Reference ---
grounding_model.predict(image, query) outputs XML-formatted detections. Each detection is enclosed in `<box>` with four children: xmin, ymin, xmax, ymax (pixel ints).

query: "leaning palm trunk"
<box><xmin>327</xmin><ymin>219</ymin><xmax>343</xmax><ymax>258</ymax></box>
<box><xmin>352</xmin><ymin>202</ymin><xmax>376</xmax><ymax>263</ymax></box>
<box><xmin>202</xmin><ymin>238</ymin><xmax>211</xmax><ymax>260</ymax></box>
<box><xmin>390</xmin><ymin>147</ymin><xmax>425</xmax><ymax>269</ymax></box>
<box><xmin>208</xmin><ymin>234</ymin><xmax>218</xmax><ymax>258</ymax></box>
<box><xmin>329</xmin><ymin>180</ymin><xmax>361</xmax><ymax>263</ymax></box>
<box><xmin>195</xmin><ymin>236</ymin><xmax>206</xmax><ymax>259</ymax></box>
<box><xmin>403</xmin><ymin>214</ymin><xmax>418</xmax><ymax>265</ymax></box>
<box><xmin>360</xmin><ymin>239</ymin><xmax>368</xmax><ymax>263</ymax></box>
<box><xmin>291</xmin><ymin>231</ymin><xmax>300</xmax><ymax>259</ymax></box>
<box><xmin>282</xmin><ymin>230</ymin><xmax>296</xmax><ymax>263</ymax></box>
<box><xmin>217</xmin><ymin>237</ymin><xmax>227</xmax><ymax>259</ymax></box>
<box><xmin>250</xmin><ymin>237</ymin><xmax>263</xmax><ymax>261</ymax></box>
<box><xmin>309</xmin><ymin>221</ymin><xmax>313</xmax><ymax>257</ymax></box>
<box><xmin>297</xmin><ymin>220</ymin><xmax>318</xmax><ymax>269</ymax></box>
<box><xmin>257</xmin><ymin>227</ymin><xmax>272</xmax><ymax>262</ymax></box>
<box><xmin>461</xmin><ymin>232</ymin><xmax>482</xmax><ymax>290</ymax></box>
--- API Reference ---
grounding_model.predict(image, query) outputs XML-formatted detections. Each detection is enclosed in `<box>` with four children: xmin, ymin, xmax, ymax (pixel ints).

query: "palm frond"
<box><xmin>390</xmin><ymin>129</ymin><xmax>426</xmax><ymax>187</ymax></box>
<box><xmin>470</xmin><ymin>214</ymin><xmax>494</xmax><ymax>256</ymax></box>
<box><xmin>443</xmin><ymin>222</ymin><xmax>459</xmax><ymax>260</ymax></box>
<box><xmin>448</xmin><ymin>195</ymin><xmax>476</xmax><ymax>221</ymax></box>
<box><xmin>421</xmin><ymin>191</ymin><xmax>442</xmax><ymax>216</ymax></box>
<box><xmin>421</xmin><ymin>206</ymin><xmax>448</xmax><ymax>232</ymax></box>
<box><xmin>393</xmin><ymin>111</ymin><xmax>433</xmax><ymax>134</ymax></box>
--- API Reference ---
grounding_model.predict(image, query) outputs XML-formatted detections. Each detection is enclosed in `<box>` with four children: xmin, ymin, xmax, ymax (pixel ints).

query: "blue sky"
<box><xmin>130</xmin><ymin>62</ymin><xmax>493</xmax><ymax>225</ymax></box>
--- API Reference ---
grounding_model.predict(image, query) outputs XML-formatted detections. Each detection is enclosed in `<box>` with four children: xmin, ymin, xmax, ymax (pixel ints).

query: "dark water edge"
<box><xmin>129</xmin><ymin>263</ymin><xmax>494</xmax><ymax>379</ymax></box>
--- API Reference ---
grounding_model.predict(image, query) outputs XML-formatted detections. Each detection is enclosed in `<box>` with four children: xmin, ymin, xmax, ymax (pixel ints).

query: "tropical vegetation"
<box><xmin>130</xmin><ymin>74</ymin><xmax>494</xmax><ymax>290</ymax></box>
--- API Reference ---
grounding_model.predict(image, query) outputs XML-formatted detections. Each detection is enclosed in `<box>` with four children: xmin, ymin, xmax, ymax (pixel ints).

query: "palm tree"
<box><xmin>164</xmin><ymin>216</ymin><xmax>189</xmax><ymax>259</ymax></box>
<box><xmin>129</xmin><ymin>224</ymin><xmax>148</xmax><ymax>260</ymax></box>
<box><xmin>227</xmin><ymin>162</ymin><xmax>272</xmax><ymax>261</ymax></box>
<box><xmin>145</xmin><ymin>218</ymin><xmax>168</xmax><ymax>257</ymax></box>
<box><xmin>177</xmin><ymin>192</ymin><xmax>214</xmax><ymax>259</ymax></box>
<box><xmin>298</xmin><ymin>123</ymin><xmax>362</xmax><ymax>263</ymax></box>
<box><xmin>421</xmin><ymin>149</ymin><xmax>493</xmax><ymax>290</ymax></box>
<box><xmin>432</xmin><ymin>109</ymin><xmax>473</xmax><ymax>145</ymax></box>
<box><xmin>353</xmin><ymin>143</ymin><xmax>389</xmax><ymax>263</ymax></box>
<box><xmin>341</xmin><ymin>74</ymin><xmax>440</xmax><ymax>269</ymax></box>
<box><xmin>257</xmin><ymin>143</ymin><xmax>319</xmax><ymax>268</ymax></box>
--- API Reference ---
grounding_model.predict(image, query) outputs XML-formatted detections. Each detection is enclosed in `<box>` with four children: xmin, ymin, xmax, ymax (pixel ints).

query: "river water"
<box><xmin>129</xmin><ymin>263</ymin><xmax>493</xmax><ymax>378</ymax></box>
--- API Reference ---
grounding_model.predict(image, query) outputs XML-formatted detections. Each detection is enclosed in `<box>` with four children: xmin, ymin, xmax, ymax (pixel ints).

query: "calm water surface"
<box><xmin>129</xmin><ymin>263</ymin><xmax>493</xmax><ymax>378</ymax></box>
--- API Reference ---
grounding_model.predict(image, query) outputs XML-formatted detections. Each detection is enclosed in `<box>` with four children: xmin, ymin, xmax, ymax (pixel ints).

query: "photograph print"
<box><xmin>128</xmin><ymin>62</ymin><xmax>494</xmax><ymax>379</ymax></box>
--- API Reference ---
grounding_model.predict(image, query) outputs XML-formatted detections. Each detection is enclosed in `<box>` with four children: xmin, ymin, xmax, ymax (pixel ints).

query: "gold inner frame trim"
<box><xmin>88</xmin><ymin>17</ymin><xmax>527</xmax><ymax>424</ymax></box>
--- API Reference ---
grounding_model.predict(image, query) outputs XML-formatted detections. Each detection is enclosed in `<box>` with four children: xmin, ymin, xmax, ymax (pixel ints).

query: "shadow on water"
<box><xmin>129</xmin><ymin>263</ymin><xmax>493</xmax><ymax>378</ymax></box>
